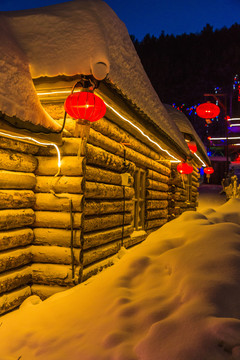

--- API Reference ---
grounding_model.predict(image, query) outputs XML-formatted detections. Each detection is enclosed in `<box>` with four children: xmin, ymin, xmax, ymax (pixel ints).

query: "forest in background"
<box><xmin>131</xmin><ymin>24</ymin><xmax>240</xmax><ymax>108</ymax></box>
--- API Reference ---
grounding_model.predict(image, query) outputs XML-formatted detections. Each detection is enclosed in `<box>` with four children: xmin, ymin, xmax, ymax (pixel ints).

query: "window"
<box><xmin>133</xmin><ymin>168</ymin><xmax>146</xmax><ymax>230</ymax></box>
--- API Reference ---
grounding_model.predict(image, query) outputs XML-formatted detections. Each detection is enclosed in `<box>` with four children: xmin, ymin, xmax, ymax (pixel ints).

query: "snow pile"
<box><xmin>2</xmin><ymin>199</ymin><xmax>240</xmax><ymax>359</ymax></box>
<box><xmin>1</xmin><ymin>0</ymin><xmax>189</xmax><ymax>153</ymax></box>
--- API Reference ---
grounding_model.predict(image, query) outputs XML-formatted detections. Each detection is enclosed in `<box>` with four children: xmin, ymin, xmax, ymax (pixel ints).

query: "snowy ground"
<box><xmin>2</xmin><ymin>189</ymin><xmax>240</xmax><ymax>360</ymax></box>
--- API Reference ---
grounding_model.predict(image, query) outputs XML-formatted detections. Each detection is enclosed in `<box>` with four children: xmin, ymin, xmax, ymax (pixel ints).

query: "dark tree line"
<box><xmin>131</xmin><ymin>24</ymin><xmax>240</xmax><ymax>108</ymax></box>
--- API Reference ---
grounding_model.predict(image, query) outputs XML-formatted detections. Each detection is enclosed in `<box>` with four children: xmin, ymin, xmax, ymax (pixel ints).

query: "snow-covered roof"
<box><xmin>1</xmin><ymin>0</ymin><xmax>190</xmax><ymax>153</ymax></box>
<box><xmin>164</xmin><ymin>104</ymin><xmax>209</xmax><ymax>163</ymax></box>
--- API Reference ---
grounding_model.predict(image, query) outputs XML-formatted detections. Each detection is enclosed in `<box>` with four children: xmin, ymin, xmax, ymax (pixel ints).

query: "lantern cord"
<box><xmin>69</xmin><ymin>199</ymin><xmax>75</xmax><ymax>280</ymax></box>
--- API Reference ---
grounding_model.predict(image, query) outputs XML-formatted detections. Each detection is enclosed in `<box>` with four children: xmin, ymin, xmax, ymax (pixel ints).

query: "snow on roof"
<box><xmin>164</xmin><ymin>104</ymin><xmax>209</xmax><ymax>161</ymax></box>
<box><xmin>1</xmin><ymin>198</ymin><xmax>240</xmax><ymax>359</ymax></box>
<box><xmin>1</xmin><ymin>0</ymin><xmax>189</xmax><ymax>153</ymax></box>
<box><xmin>0</xmin><ymin>15</ymin><xmax>60</xmax><ymax>131</ymax></box>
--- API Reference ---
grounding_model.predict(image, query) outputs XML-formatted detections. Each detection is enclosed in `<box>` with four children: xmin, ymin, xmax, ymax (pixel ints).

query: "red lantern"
<box><xmin>177</xmin><ymin>162</ymin><xmax>193</xmax><ymax>175</ymax></box>
<box><xmin>204</xmin><ymin>166</ymin><xmax>214</xmax><ymax>183</ymax></box>
<box><xmin>64</xmin><ymin>91</ymin><xmax>106</xmax><ymax>122</ymax></box>
<box><xmin>187</xmin><ymin>141</ymin><xmax>197</xmax><ymax>154</ymax></box>
<box><xmin>196</xmin><ymin>102</ymin><xmax>220</xmax><ymax>124</ymax></box>
<box><xmin>64</xmin><ymin>91</ymin><xmax>106</xmax><ymax>138</ymax></box>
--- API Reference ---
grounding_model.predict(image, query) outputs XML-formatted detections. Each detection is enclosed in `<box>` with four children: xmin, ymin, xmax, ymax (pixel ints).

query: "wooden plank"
<box><xmin>147</xmin><ymin>169</ymin><xmax>169</xmax><ymax>183</ymax></box>
<box><xmin>85</xmin><ymin>182</ymin><xmax>134</xmax><ymax>199</ymax></box>
<box><xmin>146</xmin><ymin>209</ymin><xmax>168</xmax><ymax>220</ymax></box>
<box><xmin>34</xmin><ymin>193</ymin><xmax>83</xmax><ymax>211</ymax></box>
<box><xmin>35</xmin><ymin>156</ymin><xmax>84</xmax><ymax>176</ymax></box>
<box><xmin>146</xmin><ymin>179</ymin><xmax>169</xmax><ymax>191</ymax></box>
<box><xmin>86</xmin><ymin>165</ymin><xmax>133</xmax><ymax>186</ymax></box>
<box><xmin>0</xmin><ymin>247</ymin><xmax>32</xmax><ymax>273</ymax></box>
<box><xmin>0</xmin><ymin>286</ymin><xmax>31</xmax><ymax>315</ymax></box>
<box><xmin>0</xmin><ymin>136</ymin><xmax>39</xmax><ymax>154</ymax></box>
<box><xmin>32</xmin><ymin>246</ymin><xmax>81</xmax><ymax>265</ymax></box>
<box><xmin>0</xmin><ymin>190</ymin><xmax>35</xmax><ymax>209</ymax></box>
<box><xmin>0</xmin><ymin>228</ymin><xmax>33</xmax><ymax>251</ymax></box>
<box><xmin>0</xmin><ymin>209</ymin><xmax>35</xmax><ymax>230</ymax></box>
<box><xmin>146</xmin><ymin>218</ymin><xmax>168</xmax><ymax>230</ymax></box>
<box><xmin>35</xmin><ymin>176</ymin><xmax>83</xmax><ymax>193</ymax></box>
<box><xmin>85</xmin><ymin>199</ymin><xmax>133</xmax><ymax>215</ymax></box>
<box><xmin>31</xmin><ymin>263</ymin><xmax>78</xmax><ymax>286</ymax></box>
<box><xmin>146</xmin><ymin>200</ymin><xmax>168</xmax><ymax>210</ymax></box>
<box><xmin>0</xmin><ymin>170</ymin><xmax>36</xmax><ymax>189</ymax></box>
<box><xmin>146</xmin><ymin>190</ymin><xmax>168</xmax><ymax>200</ymax></box>
<box><xmin>84</xmin><ymin>213</ymin><xmax>132</xmax><ymax>232</ymax></box>
<box><xmin>0</xmin><ymin>266</ymin><xmax>31</xmax><ymax>294</ymax></box>
<box><xmin>0</xmin><ymin>148</ymin><xmax>37</xmax><ymax>173</ymax></box>
<box><xmin>34</xmin><ymin>211</ymin><xmax>82</xmax><ymax>229</ymax></box>
<box><xmin>83</xmin><ymin>241</ymin><xmax>121</xmax><ymax>266</ymax></box>
<box><xmin>33</xmin><ymin>228</ymin><xmax>81</xmax><ymax>248</ymax></box>
<box><xmin>83</xmin><ymin>225</ymin><xmax>133</xmax><ymax>249</ymax></box>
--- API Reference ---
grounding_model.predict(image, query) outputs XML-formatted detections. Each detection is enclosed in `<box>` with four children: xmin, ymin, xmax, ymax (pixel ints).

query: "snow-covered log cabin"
<box><xmin>0</xmin><ymin>0</ymin><xmax>210</xmax><ymax>315</ymax></box>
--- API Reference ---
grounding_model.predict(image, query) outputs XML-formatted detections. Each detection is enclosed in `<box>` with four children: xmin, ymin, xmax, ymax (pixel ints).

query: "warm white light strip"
<box><xmin>230</xmin><ymin>124</ymin><xmax>240</xmax><ymax>127</ymax></box>
<box><xmin>38</xmin><ymin>90</ymin><xmax>71</xmax><ymax>96</ymax></box>
<box><xmin>193</xmin><ymin>152</ymin><xmax>206</xmax><ymax>167</ymax></box>
<box><xmin>209</xmin><ymin>136</ymin><xmax>240</xmax><ymax>140</ymax></box>
<box><xmin>227</xmin><ymin>117</ymin><xmax>240</xmax><ymax>121</ymax></box>
<box><xmin>104</xmin><ymin>102</ymin><xmax>180</xmax><ymax>162</ymax></box>
<box><xmin>0</xmin><ymin>131</ymin><xmax>61</xmax><ymax>172</ymax></box>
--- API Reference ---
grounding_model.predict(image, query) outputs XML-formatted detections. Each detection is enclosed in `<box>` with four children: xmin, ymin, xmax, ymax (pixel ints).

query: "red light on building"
<box><xmin>187</xmin><ymin>141</ymin><xmax>197</xmax><ymax>153</ymax></box>
<box><xmin>177</xmin><ymin>162</ymin><xmax>193</xmax><ymax>175</ymax></box>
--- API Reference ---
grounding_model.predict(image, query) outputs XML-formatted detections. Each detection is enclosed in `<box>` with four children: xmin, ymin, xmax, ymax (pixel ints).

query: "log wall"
<box><xmin>168</xmin><ymin>161</ymin><xmax>200</xmax><ymax>219</ymax></box>
<box><xmin>0</xmin><ymin>137</ymin><xmax>37</xmax><ymax>315</ymax></box>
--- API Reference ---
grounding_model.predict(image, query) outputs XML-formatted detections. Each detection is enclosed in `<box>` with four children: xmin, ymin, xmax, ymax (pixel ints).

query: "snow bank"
<box><xmin>1</xmin><ymin>0</ymin><xmax>189</xmax><ymax>153</ymax></box>
<box><xmin>2</xmin><ymin>199</ymin><xmax>240</xmax><ymax>360</ymax></box>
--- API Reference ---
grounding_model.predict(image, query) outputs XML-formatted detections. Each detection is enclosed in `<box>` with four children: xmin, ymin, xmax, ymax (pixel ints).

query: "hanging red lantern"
<box><xmin>177</xmin><ymin>162</ymin><xmax>193</xmax><ymax>175</ymax></box>
<box><xmin>204</xmin><ymin>166</ymin><xmax>214</xmax><ymax>183</ymax></box>
<box><xmin>64</xmin><ymin>91</ymin><xmax>106</xmax><ymax>138</ymax></box>
<box><xmin>196</xmin><ymin>102</ymin><xmax>220</xmax><ymax>124</ymax></box>
<box><xmin>187</xmin><ymin>141</ymin><xmax>197</xmax><ymax>154</ymax></box>
<box><xmin>64</xmin><ymin>91</ymin><xmax>106</xmax><ymax>122</ymax></box>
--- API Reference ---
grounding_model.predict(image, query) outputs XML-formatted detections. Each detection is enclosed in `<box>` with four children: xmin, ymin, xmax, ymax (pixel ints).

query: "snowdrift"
<box><xmin>1</xmin><ymin>199</ymin><xmax>240</xmax><ymax>360</ymax></box>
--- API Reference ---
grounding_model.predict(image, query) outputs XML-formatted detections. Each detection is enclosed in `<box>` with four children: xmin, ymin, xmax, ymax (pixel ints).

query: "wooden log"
<box><xmin>34</xmin><ymin>211</ymin><xmax>82</xmax><ymax>229</ymax></box>
<box><xmin>34</xmin><ymin>193</ymin><xmax>83</xmax><ymax>211</ymax></box>
<box><xmin>146</xmin><ymin>190</ymin><xmax>168</xmax><ymax>200</ymax></box>
<box><xmin>84</xmin><ymin>213</ymin><xmax>132</xmax><ymax>232</ymax></box>
<box><xmin>146</xmin><ymin>200</ymin><xmax>168</xmax><ymax>210</ymax></box>
<box><xmin>0</xmin><ymin>209</ymin><xmax>35</xmax><ymax>230</ymax></box>
<box><xmin>35</xmin><ymin>156</ymin><xmax>84</xmax><ymax>176</ymax></box>
<box><xmin>91</xmin><ymin>118</ymin><xmax>160</xmax><ymax>160</ymax></box>
<box><xmin>0</xmin><ymin>286</ymin><xmax>31</xmax><ymax>315</ymax></box>
<box><xmin>0</xmin><ymin>190</ymin><xmax>35</xmax><ymax>209</ymax></box>
<box><xmin>88</xmin><ymin>129</ymin><xmax>170</xmax><ymax>175</ymax></box>
<box><xmin>0</xmin><ymin>136</ymin><xmax>39</xmax><ymax>154</ymax></box>
<box><xmin>82</xmin><ymin>256</ymin><xmax>115</xmax><ymax>282</ymax></box>
<box><xmin>146</xmin><ymin>218</ymin><xmax>168</xmax><ymax>230</ymax></box>
<box><xmin>0</xmin><ymin>247</ymin><xmax>32</xmax><ymax>273</ymax></box>
<box><xmin>85</xmin><ymin>199</ymin><xmax>133</xmax><ymax>215</ymax></box>
<box><xmin>85</xmin><ymin>182</ymin><xmax>134</xmax><ymax>199</ymax></box>
<box><xmin>146</xmin><ymin>209</ymin><xmax>168</xmax><ymax>220</ymax></box>
<box><xmin>0</xmin><ymin>170</ymin><xmax>36</xmax><ymax>189</ymax></box>
<box><xmin>32</xmin><ymin>246</ymin><xmax>81</xmax><ymax>265</ymax></box>
<box><xmin>83</xmin><ymin>240</ymin><xmax>121</xmax><ymax>266</ymax></box>
<box><xmin>0</xmin><ymin>148</ymin><xmax>37</xmax><ymax>173</ymax></box>
<box><xmin>0</xmin><ymin>228</ymin><xmax>33</xmax><ymax>251</ymax></box>
<box><xmin>86</xmin><ymin>166</ymin><xmax>133</xmax><ymax>186</ymax></box>
<box><xmin>123</xmin><ymin>231</ymin><xmax>147</xmax><ymax>248</ymax></box>
<box><xmin>86</xmin><ymin>144</ymin><xmax>135</xmax><ymax>173</ymax></box>
<box><xmin>31</xmin><ymin>263</ymin><xmax>78</xmax><ymax>286</ymax></box>
<box><xmin>83</xmin><ymin>225</ymin><xmax>133</xmax><ymax>249</ymax></box>
<box><xmin>31</xmin><ymin>284</ymin><xmax>70</xmax><ymax>300</ymax></box>
<box><xmin>35</xmin><ymin>176</ymin><xmax>83</xmax><ymax>194</ymax></box>
<box><xmin>147</xmin><ymin>169</ymin><xmax>169</xmax><ymax>184</ymax></box>
<box><xmin>37</xmin><ymin>137</ymin><xmax>82</xmax><ymax>156</ymax></box>
<box><xmin>146</xmin><ymin>179</ymin><xmax>169</xmax><ymax>192</ymax></box>
<box><xmin>33</xmin><ymin>228</ymin><xmax>81</xmax><ymax>248</ymax></box>
<box><xmin>0</xmin><ymin>266</ymin><xmax>31</xmax><ymax>294</ymax></box>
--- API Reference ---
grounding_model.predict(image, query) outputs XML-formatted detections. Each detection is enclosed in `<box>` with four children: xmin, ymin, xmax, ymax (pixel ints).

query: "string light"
<box><xmin>37</xmin><ymin>90</ymin><xmax>182</xmax><ymax>162</ymax></box>
<box><xmin>0</xmin><ymin>131</ymin><xmax>61</xmax><ymax>174</ymax></box>
<box><xmin>104</xmin><ymin>101</ymin><xmax>181</xmax><ymax>162</ymax></box>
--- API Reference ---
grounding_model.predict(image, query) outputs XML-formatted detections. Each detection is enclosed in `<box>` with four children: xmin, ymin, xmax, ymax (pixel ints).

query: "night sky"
<box><xmin>0</xmin><ymin>0</ymin><xmax>240</xmax><ymax>40</ymax></box>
